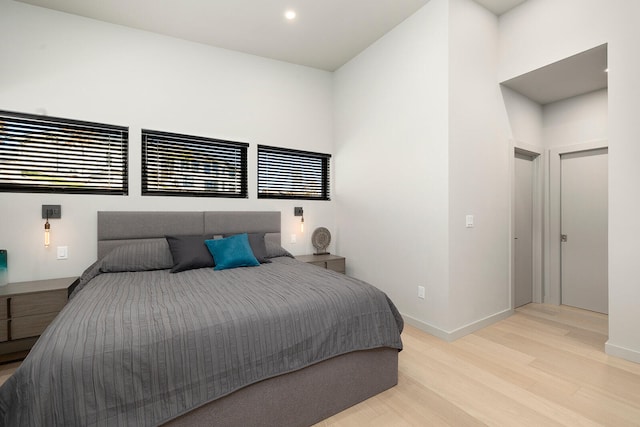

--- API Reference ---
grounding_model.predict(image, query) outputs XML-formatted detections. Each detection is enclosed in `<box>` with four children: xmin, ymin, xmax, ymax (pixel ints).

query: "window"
<box><xmin>0</xmin><ymin>110</ymin><xmax>128</xmax><ymax>195</ymax></box>
<box><xmin>142</xmin><ymin>129</ymin><xmax>248</xmax><ymax>198</ymax></box>
<box><xmin>258</xmin><ymin>145</ymin><xmax>331</xmax><ymax>200</ymax></box>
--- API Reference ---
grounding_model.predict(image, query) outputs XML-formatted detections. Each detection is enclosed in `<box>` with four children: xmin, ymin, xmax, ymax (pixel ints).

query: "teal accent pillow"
<box><xmin>205</xmin><ymin>233</ymin><xmax>260</xmax><ymax>271</ymax></box>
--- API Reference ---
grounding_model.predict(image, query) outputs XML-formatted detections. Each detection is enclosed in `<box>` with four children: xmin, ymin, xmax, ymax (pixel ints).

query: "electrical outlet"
<box><xmin>290</xmin><ymin>234</ymin><xmax>297</xmax><ymax>244</ymax></box>
<box><xmin>418</xmin><ymin>286</ymin><xmax>425</xmax><ymax>299</ymax></box>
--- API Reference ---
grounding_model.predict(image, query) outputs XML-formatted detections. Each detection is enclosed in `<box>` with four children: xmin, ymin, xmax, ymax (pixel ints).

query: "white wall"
<box><xmin>500</xmin><ymin>86</ymin><xmax>543</xmax><ymax>148</ymax></box>
<box><xmin>498</xmin><ymin>0</ymin><xmax>611</xmax><ymax>84</ymax></box>
<box><xmin>0</xmin><ymin>0</ymin><xmax>335</xmax><ymax>282</ymax></box>
<box><xmin>335</xmin><ymin>0</ymin><xmax>512</xmax><ymax>337</ymax></box>
<box><xmin>500</xmin><ymin>0</ymin><xmax>640</xmax><ymax>363</ymax></box>
<box><xmin>333</xmin><ymin>0</ymin><xmax>451</xmax><ymax>332</ymax></box>
<box><xmin>607</xmin><ymin>1</ymin><xmax>640</xmax><ymax>363</ymax></box>
<box><xmin>543</xmin><ymin>89</ymin><xmax>608</xmax><ymax>148</ymax></box>
<box><xmin>447</xmin><ymin>0</ymin><xmax>511</xmax><ymax>332</ymax></box>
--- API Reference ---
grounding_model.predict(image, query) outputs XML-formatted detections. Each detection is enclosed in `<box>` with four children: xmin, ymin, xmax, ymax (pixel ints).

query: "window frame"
<box><xmin>257</xmin><ymin>145</ymin><xmax>331</xmax><ymax>201</ymax></box>
<box><xmin>0</xmin><ymin>110</ymin><xmax>129</xmax><ymax>195</ymax></box>
<box><xmin>141</xmin><ymin>129</ymin><xmax>248</xmax><ymax>198</ymax></box>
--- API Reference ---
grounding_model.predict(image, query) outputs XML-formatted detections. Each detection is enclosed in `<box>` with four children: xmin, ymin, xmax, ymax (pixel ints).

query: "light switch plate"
<box><xmin>57</xmin><ymin>246</ymin><xmax>68</xmax><ymax>260</ymax></box>
<box><xmin>465</xmin><ymin>215</ymin><xmax>474</xmax><ymax>228</ymax></box>
<box><xmin>418</xmin><ymin>286</ymin><xmax>425</xmax><ymax>299</ymax></box>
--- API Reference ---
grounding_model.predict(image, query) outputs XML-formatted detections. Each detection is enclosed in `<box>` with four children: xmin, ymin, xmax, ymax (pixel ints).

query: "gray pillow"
<box><xmin>224</xmin><ymin>232</ymin><xmax>271</xmax><ymax>263</ymax></box>
<box><xmin>265</xmin><ymin>240</ymin><xmax>294</xmax><ymax>259</ymax></box>
<box><xmin>166</xmin><ymin>234</ymin><xmax>215</xmax><ymax>273</ymax></box>
<box><xmin>100</xmin><ymin>240</ymin><xmax>173</xmax><ymax>272</ymax></box>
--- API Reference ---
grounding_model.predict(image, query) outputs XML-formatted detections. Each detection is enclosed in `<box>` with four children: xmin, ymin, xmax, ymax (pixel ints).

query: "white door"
<box><xmin>561</xmin><ymin>148</ymin><xmax>608</xmax><ymax>314</ymax></box>
<box><xmin>514</xmin><ymin>152</ymin><xmax>534</xmax><ymax>308</ymax></box>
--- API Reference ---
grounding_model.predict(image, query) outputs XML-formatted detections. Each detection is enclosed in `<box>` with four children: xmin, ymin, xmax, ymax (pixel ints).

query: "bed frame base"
<box><xmin>164</xmin><ymin>348</ymin><xmax>398</xmax><ymax>427</ymax></box>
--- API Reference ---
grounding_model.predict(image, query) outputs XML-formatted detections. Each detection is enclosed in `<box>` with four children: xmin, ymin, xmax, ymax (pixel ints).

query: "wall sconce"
<box><xmin>44</xmin><ymin>215</ymin><xmax>50</xmax><ymax>247</ymax></box>
<box><xmin>42</xmin><ymin>205</ymin><xmax>61</xmax><ymax>247</ymax></box>
<box><xmin>294</xmin><ymin>207</ymin><xmax>304</xmax><ymax>233</ymax></box>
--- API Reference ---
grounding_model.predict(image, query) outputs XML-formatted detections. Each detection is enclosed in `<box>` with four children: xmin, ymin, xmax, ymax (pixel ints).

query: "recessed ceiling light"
<box><xmin>284</xmin><ymin>10</ymin><xmax>296</xmax><ymax>20</ymax></box>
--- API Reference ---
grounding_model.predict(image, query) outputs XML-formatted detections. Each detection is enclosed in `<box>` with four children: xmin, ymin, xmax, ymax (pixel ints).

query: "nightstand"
<box><xmin>0</xmin><ymin>276</ymin><xmax>77</xmax><ymax>363</ymax></box>
<box><xmin>296</xmin><ymin>254</ymin><xmax>346</xmax><ymax>274</ymax></box>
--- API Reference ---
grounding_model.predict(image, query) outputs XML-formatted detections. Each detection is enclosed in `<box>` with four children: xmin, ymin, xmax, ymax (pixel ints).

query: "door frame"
<box><xmin>511</xmin><ymin>141</ymin><xmax>543</xmax><ymax>309</ymax></box>
<box><xmin>547</xmin><ymin>139</ymin><xmax>608</xmax><ymax>305</ymax></box>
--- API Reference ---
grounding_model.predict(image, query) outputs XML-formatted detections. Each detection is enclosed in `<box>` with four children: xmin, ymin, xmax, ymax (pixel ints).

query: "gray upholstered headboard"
<box><xmin>97</xmin><ymin>211</ymin><xmax>281</xmax><ymax>259</ymax></box>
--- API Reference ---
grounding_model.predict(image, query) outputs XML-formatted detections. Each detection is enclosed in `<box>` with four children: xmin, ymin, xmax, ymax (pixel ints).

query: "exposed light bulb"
<box><xmin>285</xmin><ymin>10</ymin><xmax>296</xmax><ymax>20</ymax></box>
<box><xmin>44</xmin><ymin>220</ymin><xmax>50</xmax><ymax>247</ymax></box>
<box><xmin>300</xmin><ymin>215</ymin><xmax>304</xmax><ymax>233</ymax></box>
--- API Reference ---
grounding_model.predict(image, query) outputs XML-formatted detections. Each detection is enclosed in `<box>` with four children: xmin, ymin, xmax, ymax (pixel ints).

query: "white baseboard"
<box><xmin>402</xmin><ymin>314</ymin><xmax>451</xmax><ymax>341</ymax></box>
<box><xmin>605</xmin><ymin>341</ymin><xmax>640</xmax><ymax>364</ymax></box>
<box><xmin>402</xmin><ymin>308</ymin><xmax>513</xmax><ymax>342</ymax></box>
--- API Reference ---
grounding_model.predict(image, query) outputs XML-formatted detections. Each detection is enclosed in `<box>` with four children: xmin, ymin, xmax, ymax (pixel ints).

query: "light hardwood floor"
<box><xmin>316</xmin><ymin>304</ymin><xmax>640</xmax><ymax>426</ymax></box>
<box><xmin>1</xmin><ymin>304</ymin><xmax>638</xmax><ymax>426</ymax></box>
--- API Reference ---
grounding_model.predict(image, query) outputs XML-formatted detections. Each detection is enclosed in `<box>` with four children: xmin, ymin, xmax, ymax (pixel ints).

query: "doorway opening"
<box><xmin>512</xmin><ymin>146</ymin><xmax>543</xmax><ymax>309</ymax></box>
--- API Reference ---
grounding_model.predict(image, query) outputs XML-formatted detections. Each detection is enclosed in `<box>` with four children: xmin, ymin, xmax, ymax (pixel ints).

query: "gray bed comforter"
<box><xmin>0</xmin><ymin>257</ymin><xmax>403</xmax><ymax>426</ymax></box>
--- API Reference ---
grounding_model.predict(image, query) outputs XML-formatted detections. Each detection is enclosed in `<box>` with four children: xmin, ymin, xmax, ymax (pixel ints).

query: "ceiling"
<box><xmin>16</xmin><ymin>0</ymin><xmax>527</xmax><ymax>71</ymax></box>
<box><xmin>473</xmin><ymin>0</ymin><xmax>527</xmax><ymax>15</ymax></box>
<box><xmin>501</xmin><ymin>44</ymin><xmax>608</xmax><ymax>105</ymax></box>
<box><xmin>17</xmin><ymin>0</ymin><xmax>601</xmax><ymax>105</ymax></box>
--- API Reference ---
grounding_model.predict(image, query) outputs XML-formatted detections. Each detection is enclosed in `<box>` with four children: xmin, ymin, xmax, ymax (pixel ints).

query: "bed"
<box><xmin>0</xmin><ymin>211</ymin><xmax>403</xmax><ymax>426</ymax></box>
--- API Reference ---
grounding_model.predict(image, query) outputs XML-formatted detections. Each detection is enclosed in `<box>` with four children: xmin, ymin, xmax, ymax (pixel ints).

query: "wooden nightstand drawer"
<box><xmin>11</xmin><ymin>312</ymin><xmax>60</xmax><ymax>340</ymax></box>
<box><xmin>11</xmin><ymin>290</ymin><xmax>67</xmax><ymax>317</ymax></box>
<box><xmin>0</xmin><ymin>297</ymin><xmax>7</xmax><ymax>320</ymax></box>
<box><xmin>307</xmin><ymin>260</ymin><xmax>326</xmax><ymax>268</ymax></box>
<box><xmin>296</xmin><ymin>254</ymin><xmax>346</xmax><ymax>274</ymax></box>
<box><xmin>325</xmin><ymin>259</ymin><xmax>345</xmax><ymax>273</ymax></box>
